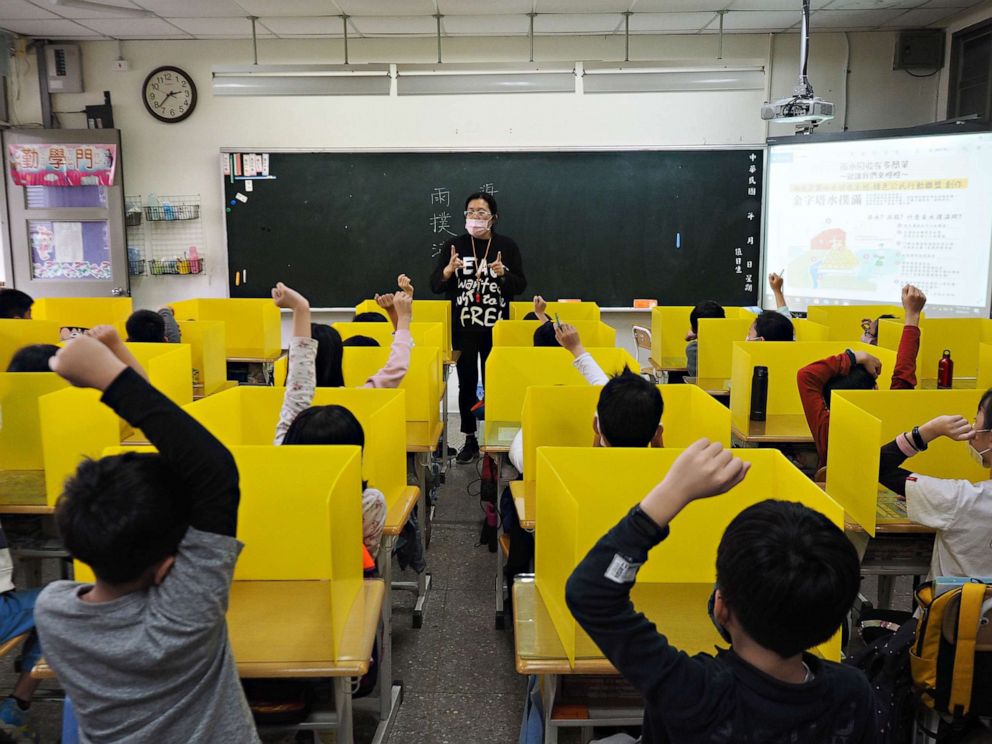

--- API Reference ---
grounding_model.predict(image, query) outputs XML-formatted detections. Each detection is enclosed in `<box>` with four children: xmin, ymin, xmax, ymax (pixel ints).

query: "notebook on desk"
<box><xmin>877</xmin><ymin>487</ymin><xmax>909</xmax><ymax>523</ymax></box>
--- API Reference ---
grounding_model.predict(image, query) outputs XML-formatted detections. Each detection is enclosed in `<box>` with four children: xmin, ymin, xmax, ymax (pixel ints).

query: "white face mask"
<box><xmin>466</xmin><ymin>218</ymin><xmax>490</xmax><ymax>238</ymax></box>
<box><xmin>969</xmin><ymin>440</ymin><xmax>992</xmax><ymax>467</ymax></box>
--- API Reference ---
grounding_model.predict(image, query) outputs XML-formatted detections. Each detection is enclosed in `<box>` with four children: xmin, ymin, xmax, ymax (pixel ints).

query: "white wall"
<box><xmin>6</xmin><ymin>30</ymin><xmax>941</xmax><ymax>309</ymax></box>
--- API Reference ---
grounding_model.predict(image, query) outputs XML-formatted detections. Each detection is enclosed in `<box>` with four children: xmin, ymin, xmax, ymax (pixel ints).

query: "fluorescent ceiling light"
<box><xmin>51</xmin><ymin>0</ymin><xmax>154</xmax><ymax>17</ymax></box>
<box><xmin>211</xmin><ymin>65</ymin><xmax>391</xmax><ymax>97</ymax></box>
<box><xmin>583</xmin><ymin>62</ymin><xmax>765</xmax><ymax>93</ymax></box>
<box><xmin>396</xmin><ymin>63</ymin><xmax>575</xmax><ymax>96</ymax></box>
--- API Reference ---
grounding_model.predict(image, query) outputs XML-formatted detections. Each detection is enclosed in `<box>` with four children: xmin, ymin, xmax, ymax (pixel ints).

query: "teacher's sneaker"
<box><xmin>456</xmin><ymin>436</ymin><xmax>479</xmax><ymax>464</ymax></box>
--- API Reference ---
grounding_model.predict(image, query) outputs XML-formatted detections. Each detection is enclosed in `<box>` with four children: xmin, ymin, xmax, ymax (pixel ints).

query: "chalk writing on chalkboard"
<box><xmin>429</xmin><ymin>186</ymin><xmax>455</xmax><ymax>258</ymax></box>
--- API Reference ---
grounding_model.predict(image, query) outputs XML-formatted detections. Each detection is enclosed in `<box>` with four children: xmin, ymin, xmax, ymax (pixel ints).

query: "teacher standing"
<box><xmin>431</xmin><ymin>192</ymin><xmax>526</xmax><ymax>464</ymax></box>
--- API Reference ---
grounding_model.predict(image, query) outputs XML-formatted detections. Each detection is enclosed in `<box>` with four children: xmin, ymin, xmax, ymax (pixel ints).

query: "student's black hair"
<box><xmin>353</xmin><ymin>312</ymin><xmax>388</xmax><ymax>323</ymax></box>
<box><xmin>533</xmin><ymin>321</ymin><xmax>560</xmax><ymax>348</ymax></box>
<box><xmin>311</xmin><ymin>323</ymin><xmax>344</xmax><ymax>388</ymax></box>
<box><xmin>823</xmin><ymin>365</ymin><xmax>876</xmax><ymax>408</ymax></box>
<box><xmin>978</xmin><ymin>387</ymin><xmax>992</xmax><ymax>428</ymax></box>
<box><xmin>690</xmin><ymin>301</ymin><xmax>725</xmax><ymax>334</ymax></box>
<box><xmin>125</xmin><ymin>309</ymin><xmax>166</xmax><ymax>343</ymax></box>
<box><xmin>754</xmin><ymin>311</ymin><xmax>794</xmax><ymax>342</ymax></box>
<box><xmin>282</xmin><ymin>405</ymin><xmax>368</xmax><ymax>489</ymax></box>
<box><xmin>342</xmin><ymin>335</ymin><xmax>380</xmax><ymax>347</ymax></box>
<box><xmin>465</xmin><ymin>192</ymin><xmax>498</xmax><ymax>217</ymax></box>
<box><xmin>56</xmin><ymin>453</ymin><xmax>191</xmax><ymax>585</ymax></box>
<box><xmin>716</xmin><ymin>500</ymin><xmax>859</xmax><ymax>658</ymax></box>
<box><xmin>596</xmin><ymin>368</ymin><xmax>663</xmax><ymax>447</ymax></box>
<box><xmin>6</xmin><ymin>344</ymin><xmax>59</xmax><ymax>372</ymax></box>
<box><xmin>523</xmin><ymin>312</ymin><xmax>540</xmax><ymax>321</ymax></box>
<box><xmin>0</xmin><ymin>289</ymin><xmax>34</xmax><ymax>319</ymax></box>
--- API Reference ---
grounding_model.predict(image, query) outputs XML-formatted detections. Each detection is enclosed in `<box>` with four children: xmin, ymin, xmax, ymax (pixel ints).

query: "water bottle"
<box><xmin>937</xmin><ymin>350</ymin><xmax>954</xmax><ymax>389</ymax></box>
<box><xmin>750</xmin><ymin>366</ymin><xmax>769</xmax><ymax>422</ymax></box>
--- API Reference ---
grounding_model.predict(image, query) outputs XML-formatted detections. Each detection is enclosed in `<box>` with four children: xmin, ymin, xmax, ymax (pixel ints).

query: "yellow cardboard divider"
<box><xmin>978</xmin><ymin>343</ymin><xmax>992</xmax><ymax>391</ymax></box>
<box><xmin>184</xmin><ymin>386</ymin><xmax>407</xmax><ymax>513</ymax></box>
<box><xmin>485</xmin><ymin>348</ymin><xmax>638</xmax><ymax>424</ymax></box>
<box><xmin>178</xmin><ymin>320</ymin><xmax>227</xmax><ymax>396</ymax></box>
<box><xmin>510</xmin><ymin>301</ymin><xmax>600</xmax><ymax>322</ymax></box>
<box><xmin>342</xmin><ymin>347</ymin><xmax>441</xmax><ymax>432</ymax></box>
<box><xmin>520</xmin><ymin>383</ymin><xmax>730</xmax><ymax>479</ymax></box>
<box><xmin>807</xmin><ymin>304</ymin><xmax>906</xmax><ymax>342</ymax></box>
<box><xmin>39</xmin><ymin>387</ymin><xmax>120</xmax><ymax>506</ymax></box>
<box><xmin>0</xmin><ymin>373</ymin><xmax>68</xmax><ymax>470</ymax></box>
<box><xmin>354</xmin><ymin>299</ymin><xmax>453</xmax><ymax>354</ymax></box>
<box><xmin>729</xmin><ymin>341</ymin><xmax>896</xmax><ymax>434</ymax></box>
<box><xmin>878</xmin><ymin>318</ymin><xmax>992</xmax><ymax>381</ymax></box>
<box><xmin>652</xmin><ymin>306</ymin><xmax>755</xmax><ymax>370</ymax></box>
<box><xmin>31</xmin><ymin>297</ymin><xmax>132</xmax><ymax>334</ymax></box>
<box><xmin>827</xmin><ymin>388</ymin><xmax>987</xmax><ymax>535</ymax></box>
<box><xmin>170</xmin><ymin>299</ymin><xmax>281</xmax><ymax>359</ymax></box>
<box><xmin>0</xmin><ymin>320</ymin><xmax>61</xmax><ymax>371</ymax></box>
<box><xmin>333</xmin><ymin>321</ymin><xmax>444</xmax><ymax>351</ymax></box>
<box><xmin>127</xmin><ymin>343</ymin><xmax>193</xmax><ymax>405</ymax></box>
<box><xmin>492</xmin><ymin>320</ymin><xmax>616</xmax><ymax>348</ymax></box>
<box><xmin>535</xmin><ymin>447</ymin><xmax>844</xmax><ymax>664</ymax></box>
<box><xmin>696</xmin><ymin>317</ymin><xmax>827</xmax><ymax>381</ymax></box>
<box><xmin>794</xmin><ymin>319</ymin><xmax>830</xmax><ymax>342</ymax></box>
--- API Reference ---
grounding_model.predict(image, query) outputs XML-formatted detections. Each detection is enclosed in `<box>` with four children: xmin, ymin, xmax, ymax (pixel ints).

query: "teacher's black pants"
<box><xmin>455</xmin><ymin>330</ymin><xmax>493</xmax><ymax>436</ymax></box>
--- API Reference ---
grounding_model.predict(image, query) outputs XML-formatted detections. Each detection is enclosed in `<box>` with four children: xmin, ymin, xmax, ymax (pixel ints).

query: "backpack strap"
<box><xmin>948</xmin><ymin>582</ymin><xmax>986</xmax><ymax>717</ymax></box>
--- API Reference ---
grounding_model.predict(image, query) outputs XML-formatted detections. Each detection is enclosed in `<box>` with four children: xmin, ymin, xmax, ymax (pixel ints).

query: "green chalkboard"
<box><xmin>224</xmin><ymin>149</ymin><xmax>763</xmax><ymax>307</ymax></box>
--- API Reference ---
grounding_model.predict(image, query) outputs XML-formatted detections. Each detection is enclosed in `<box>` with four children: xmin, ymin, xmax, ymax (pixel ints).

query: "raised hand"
<box><xmin>442</xmin><ymin>245</ymin><xmax>464</xmax><ymax>280</ymax></box>
<box><xmin>491</xmin><ymin>251</ymin><xmax>505</xmax><ymax>277</ymax></box>
<box><xmin>398</xmin><ymin>274</ymin><xmax>414</xmax><ymax>297</ymax></box>
<box><xmin>49</xmin><ymin>335</ymin><xmax>127</xmax><ymax>392</ymax></box>
<box><xmin>555</xmin><ymin>322</ymin><xmax>584</xmax><ymax>357</ymax></box>
<box><xmin>271</xmin><ymin>282</ymin><xmax>309</xmax><ymax>310</ymax></box>
<box><xmin>920</xmin><ymin>415</ymin><xmax>975</xmax><ymax>443</ymax></box>
<box><xmin>902</xmin><ymin>284</ymin><xmax>926</xmax><ymax>325</ymax></box>
<box><xmin>853</xmin><ymin>350</ymin><xmax>882</xmax><ymax>378</ymax></box>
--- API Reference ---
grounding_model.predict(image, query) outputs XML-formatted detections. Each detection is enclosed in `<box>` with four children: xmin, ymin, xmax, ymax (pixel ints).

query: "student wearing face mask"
<box><xmin>877</xmin><ymin>391</ymin><xmax>992</xmax><ymax>580</ymax></box>
<box><xmin>430</xmin><ymin>192</ymin><xmax>526</xmax><ymax>463</ymax></box>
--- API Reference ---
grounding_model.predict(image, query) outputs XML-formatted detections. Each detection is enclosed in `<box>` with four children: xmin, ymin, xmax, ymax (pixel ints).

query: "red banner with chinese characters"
<box><xmin>8</xmin><ymin>143</ymin><xmax>117</xmax><ymax>187</ymax></box>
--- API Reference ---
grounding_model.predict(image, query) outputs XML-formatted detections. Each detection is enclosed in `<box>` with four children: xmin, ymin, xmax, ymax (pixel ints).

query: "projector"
<box><xmin>761</xmin><ymin>95</ymin><xmax>835</xmax><ymax>124</ymax></box>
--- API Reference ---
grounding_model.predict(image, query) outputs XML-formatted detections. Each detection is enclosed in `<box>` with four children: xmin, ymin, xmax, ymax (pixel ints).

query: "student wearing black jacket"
<box><xmin>566</xmin><ymin>439</ymin><xmax>885</xmax><ymax>744</ymax></box>
<box><xmin>430</xmin><ymin>191</ymin><xmax>526</xmax><ymax>463</ymax></box>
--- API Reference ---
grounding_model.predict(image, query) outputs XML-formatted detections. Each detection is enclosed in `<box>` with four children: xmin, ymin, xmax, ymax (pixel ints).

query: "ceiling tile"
<box><xmin>534</xmin><ymin>12</ymin><xmax>624</xmax><ymax>32</ymax></box>
<box><xmin>437</xmin><ymin>0</ymin><xmax>534</xmax><ymax>13</ymax></box>
<box><xmin>0</xmin><ymin>18</ymin><xmax>102</xmax><ymax>35</ymax></box>
<box><xmin>537</xmin><ymin>0</ymin><xmax>631</xmax><ymax>10</ymax></box>
<box><xmin>632</xmin><ymin>0</ymin><xmax>728</xmax><ymax>10</ymax></box>
<box><xmin>726</xmin><ymin>0</ymin><xmax>830</xmax><ymax>9</ymax></box>
<box><xmin>258</xmin><ymin>15</ymin><xmax>343</xmax><ymax>34</ymax></box>
<box><xmin>878</xmin><ymin>6</ymin><xmax>957</xmax><ymax>24</ymax></box>
<box><xmin>810</xmin><ymin>7</ymin><xmax>909</xmax><ymax>25</ymax></box>
<box><xmin>348</xmin><ymin>15</ymin><xmax>439</xmax><ymax>34</ymax></box>
<box><xmin>629</xmin><ymin>11</ymin><xmax>718</xmax><ymax>30</ymax></box>
<box><xmin>442</xmin><ymin>14</ymin><xmax>532</xmax><ymax>34</ymax></box>
<box><xmin>77</xmin><ymin>16</ymin><xmax>190</xmax><ymax>35</ymax></box>
<box><xmin>167</xmin><ymin>16</ymin><xmax>274</xmax><ymax>35</ymax></box>
<box><xmin>134</xmin><ymin>0</ymin><xmax>248</xmax><ymax>16</ymax></box>
<box><xmin>44</xmin><ymin>0</ymin><xmax>151</xmax><ymax>19</ymax></box>
<box><xmin>719</xmin><ymin>9</ymin><xmax>800</xmax><ymax>27</ymax></box>
<box><xmin>235</xmin><ymin>0</ymin><xmax>341</xmax><ymax>16</ymax></box>
<box><xmin>0</xmin><ymin>1</ymin><xmax>61</xmax><ymax>20</ymax></box>
<box><xmin>335</xmin><ymin>0</ymin><xmax>435</xmax><ymax>14</ymax></box>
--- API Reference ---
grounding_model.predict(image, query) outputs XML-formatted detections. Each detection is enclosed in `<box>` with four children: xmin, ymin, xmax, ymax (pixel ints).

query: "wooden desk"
<box><xmin>406</xmin><ymin>421</ymin><xmax>444</xmax><ymax>454</ymax></box>
<box><xmin>649</xmin><ymin>356</ymin><xmax>687</xmax><ymax>374</ymax></box>
<box><xmin>0</xmin><ymin>471</ymin><xmax>52</xmax><ymax>515</ymax></box>
<box><xmin>226</xmin><ymin>352</ymin><xmax>286</xmax><ymax>386</ymax></box>
<box><xmin>919</xmin><ymin>377</ymin><xmax>977</xmax><ymax>390</ymax></box>
<box><xmin>510</xmin><ymin>480</ymin><xmax>535</xmax><ymax>531</ymax></box>
<box><xmin>481</xmin><ymin>421</ymin><xmax>520</xmax><ymax>628</ymax></box>
<box><xmin>684</xmin><ymin>376</ymin><xmax>731</xmax><ymax>398</ymax></box>
<box><xmin>35</xmin><ymin>579</ymin><xmax>391</xmax><ymax>743</ymax></box>
<box><xmin>732</xmin><ymin>414</ymin><xmax>812</xmax><ymax>444</ymax></box>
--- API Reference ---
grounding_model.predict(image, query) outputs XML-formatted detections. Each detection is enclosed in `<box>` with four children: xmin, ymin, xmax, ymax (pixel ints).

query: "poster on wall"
<box><xmin>8</xmin><ymin>143</ymin><xmax>118</xmax><ymax>186</ymax></box>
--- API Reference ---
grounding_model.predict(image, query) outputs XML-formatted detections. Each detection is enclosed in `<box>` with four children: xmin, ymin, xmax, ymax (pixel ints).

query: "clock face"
<box><xmin>142</xmin><ymin>66</ymin><xmax>197</xmax><ymax>123</ymax></box>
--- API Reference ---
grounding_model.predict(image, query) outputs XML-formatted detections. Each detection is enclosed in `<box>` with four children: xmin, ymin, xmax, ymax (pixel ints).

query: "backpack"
<box><xmin>911</xmin><ymin>580</ymin><xmax>992</xmax><ymax>721</ymax></box>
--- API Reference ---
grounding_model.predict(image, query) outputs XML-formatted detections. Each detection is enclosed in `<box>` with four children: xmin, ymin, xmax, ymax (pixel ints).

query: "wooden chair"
<box><xmin>0</xmin><ymin>633</ymin><xmax>28</xmax><ymax>658</ymax></box>
<box><xmin>632</xmin><ymin>325</ymin><xmax>658</xmax><ymax>381</ymax></box>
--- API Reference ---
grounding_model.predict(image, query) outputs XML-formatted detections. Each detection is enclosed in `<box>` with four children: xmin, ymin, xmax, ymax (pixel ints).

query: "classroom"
<box><xmin>0</xmin><ymin>0</ymin><xmax>992</xmax><ymax>742</ymax></box>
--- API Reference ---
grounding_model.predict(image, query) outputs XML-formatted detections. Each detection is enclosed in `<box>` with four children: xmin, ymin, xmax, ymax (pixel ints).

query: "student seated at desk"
<box><xmin>878</xmin><ymin>401</ymin><xmax>992</xmax><ymax>580</ymax></box>
<box><xmin>35</xmin><ymin>333</ymin><xmax>259</xmax><ymax>743</ymax></box>
<box><xmin>0</xmin><ymin>289</ymin><xmax>33</xmax><ymax>320</ymax></box>
<box><xmin>566</xmin><ymin>440</ymin><xmax>878</xmax><ymax>744</ymax></box>
<box><xmin>354</xmin><ymin>274</ymin><xmax>415</xmax><ymax>326</ymax></box>
<box><xmin>272</xmin><ymin>283</ymin><xmax>413</xmax><ymax>558</ymax></box>
<box><xmin>798</xmin><ymin>285</ymin><xmax>925</xmax><ymax>469</ymax></box>
<box><xmin>742</xmin><ymin>273</ymin><xmax>797</xmax><ymax>343</ymax></box>
<box><xmin>6</xmin><ymin>344</ymin><xmax>59</xmax><ymax>372</ymax></box>
<box><xmin>342</xmin><ymin>335</ymin><xmax>380</xmax><ymax>347</ymax></box>
<box><xmin>685</xmin><ymin>301</ymin><xmax>725</xmax><ymax>378</ymax></box>
<box><xmin>125</xmin><ymin>308</ymin><xmax>181</xmax><ymax>343</ymax></box>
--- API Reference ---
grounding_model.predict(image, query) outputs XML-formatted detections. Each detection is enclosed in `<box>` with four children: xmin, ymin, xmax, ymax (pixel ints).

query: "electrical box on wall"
<box><xmin>45</xmin><ymin>44</ymin><xmax>83</xmax><ymax>93</ymax></box>
<box><xmin>894</xmin><ymin>30</ymin><xmax>945</xmax><ymax>71</ymax></box>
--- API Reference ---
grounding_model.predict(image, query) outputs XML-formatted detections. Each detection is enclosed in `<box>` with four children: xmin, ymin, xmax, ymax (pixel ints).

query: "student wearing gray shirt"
<box><xmin>35</xmin><ymin>333</ymin><xmax>259</xmax><ymax>744</ymax></box>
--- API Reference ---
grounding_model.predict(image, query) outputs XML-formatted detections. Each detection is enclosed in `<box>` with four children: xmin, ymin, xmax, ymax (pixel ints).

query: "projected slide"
<box><xmin>764</xmin><ymin>131</ymin><xmax>992</xmax><ymax>315</ymax></box>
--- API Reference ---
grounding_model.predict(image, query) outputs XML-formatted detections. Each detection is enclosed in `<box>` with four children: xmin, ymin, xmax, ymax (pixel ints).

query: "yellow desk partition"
<box><xmin>978</xmin><ymin>343</ymin><xmax>992</xmax><ymax>391</ymax></box>
<box><xmin>354</xmin><ymin>299</ymin><xmax>453</xmax><ymax>355</ymax></box>
<box><xmin>509</xmin><ymin>301</ymin><xmax>600</xmax><ymax>322</ymax></box>
<box><xmin>0</xmin><ymin>373</ymin><xmax>68</xmax><ymax>471</ymax></box>
<box><xmin>652</xmin><ymin>306</ymin><xmax>755</xmax><ymax>370</ymax></box>
<box><xmin>535</xmin><ymin>447</ymin><xmax>845</xmax><ymax>664</ymax></box>
<box><xmin>730</xmin><ymin>341</ymin><xmax>896</xmax><ymax>436</ymax></box>
<box><xmin>126</xmin><ymin>343</ymin><xmax>193</xmax><ymax>406</ymax></box>
<box><xmin>31</xmin><ymin>297</ymin><xmax>132</xmax><ymax>335</ymax></box>
<box><xmin>170</xmin><ymin>299</ymin><xmax>281</xmax><ymax>360</ymax></box>
<box><xmin>693</xmin><ymin>315</ymin><xmax>831</xmax><ymax>380</ymax></box>
<box><xmin>184</xmin><ymin>386</ymin><xmax>407</xmax><ymax>513</ymax></box>
<box><xmin>878</xmin><ymin>318</ymin><xmax>992</xmax><ymax>382</ymax></box>
<box><xmin>333</xmin><ymin>321</ymin><xmax>445</xmax><ymax>351</ymax></box>
<box><xmin>807</xmin><ymin>304</ymin><xmax>907</xmax><ymax>342</ymax></box>
<box><xmin>485</xmin><ymin>347</ymin><xmax>639</xmax><ymax>424</ymax></box>
<box><xmin>520</xmin><ymin>383</ymin><xmax>731</xmax><ymax>478</ymax></box>
<box><xmin>0</xmin><ymin>320</ymin><xmax>61</xmax><ymax>371</ymax></box>
<box><xmin>492</xmin><ymin>320</ymin><xmax>616</xmax><ymax>348</ymax></box>
<box><xmin>826</xmin><ymin>389</ymin><xmax>987</xmax><ymax>535</ymax></box>
<box><xmin>342</xmin><ymin>347</ymin><xmax>442</xmax><ymax>435</ymax></box>
<box><xmin>178</xmin><ymin>320</ymin><xmax>227</xmax><ymax>396</ymax></box>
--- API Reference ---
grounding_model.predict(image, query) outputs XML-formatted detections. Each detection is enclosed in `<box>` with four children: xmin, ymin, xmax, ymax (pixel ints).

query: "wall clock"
<box><xmin>142</xmin><ymin>66</ymin><xmax>197</xmax><ymax>123</ymax></box>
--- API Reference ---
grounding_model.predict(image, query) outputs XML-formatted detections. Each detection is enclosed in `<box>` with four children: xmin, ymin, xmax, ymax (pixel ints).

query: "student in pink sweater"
<box><xmin>271</xmin><ymin>283</ymin><xmax>412</xmax><ymax>558</ymax></box>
